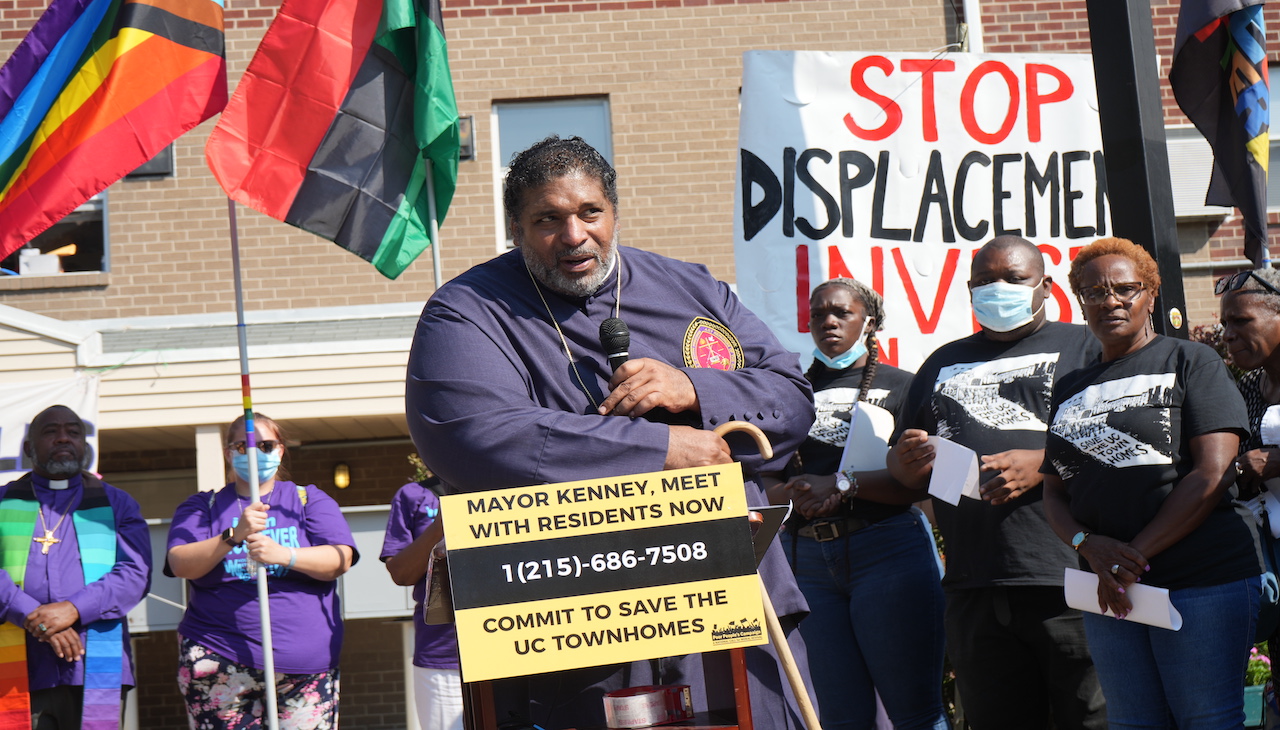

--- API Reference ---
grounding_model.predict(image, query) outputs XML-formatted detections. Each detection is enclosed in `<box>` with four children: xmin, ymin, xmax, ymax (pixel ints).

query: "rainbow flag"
<box><xmin>0</xmin><ymin>0</ymin><xmax>227</xmax><ymax>262</ymax></box>
<box><xmin>1171</xmin><ymin>0</ymin><xmax>1270</xmax><ymax>265</ymax></box>
<box><xmin>205</xmin><ymin>0</ymin><xmax>459</xmax><ymax>280</ymax></box>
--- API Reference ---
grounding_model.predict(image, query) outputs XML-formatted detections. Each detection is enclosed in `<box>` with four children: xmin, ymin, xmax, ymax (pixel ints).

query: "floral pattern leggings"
<box><xmin>178</xmin><ymin>636</ymin><xmax>340</xmax><ymax>730</ymax></box>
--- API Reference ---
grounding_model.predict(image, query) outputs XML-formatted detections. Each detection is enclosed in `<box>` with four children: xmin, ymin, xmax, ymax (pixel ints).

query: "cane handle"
<box><xmin>712</xmin><ymin>422</ymin><xmax>774</xmax><ymax>460</ymax></box>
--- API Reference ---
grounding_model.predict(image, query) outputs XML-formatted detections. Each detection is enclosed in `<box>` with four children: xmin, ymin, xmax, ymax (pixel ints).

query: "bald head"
<box><xmin>974</xmin><ymin>236</ymin><xmax>1045</xmax><ymax>279</ymax></box>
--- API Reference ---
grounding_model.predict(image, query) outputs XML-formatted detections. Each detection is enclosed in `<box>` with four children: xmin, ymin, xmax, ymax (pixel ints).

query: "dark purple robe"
<box><xmin>407</xmin><ymin>246</ymin><xmax>817</xmax><ymax>730</ymax></box>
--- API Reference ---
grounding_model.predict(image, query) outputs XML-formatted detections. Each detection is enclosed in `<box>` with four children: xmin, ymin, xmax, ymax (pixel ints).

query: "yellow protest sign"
<box><xmin>441</xmin><ymin>463</ymin><xmax>766</xmax><ymax>682</ymax></box>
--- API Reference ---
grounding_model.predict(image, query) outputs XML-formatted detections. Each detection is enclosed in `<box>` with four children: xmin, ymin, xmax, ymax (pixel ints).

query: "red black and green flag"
<box><xmin>0</xmin><ymin>0</ymin><xmax>227</xmax><ymax>261</ymax></box>
<box><xmin>206</xmin><ymin>0</ymin><xmax>459</xmax><ymax>279</ymax></box>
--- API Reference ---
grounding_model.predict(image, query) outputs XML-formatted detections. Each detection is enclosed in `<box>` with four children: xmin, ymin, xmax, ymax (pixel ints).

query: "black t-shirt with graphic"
<box><xmin>795</xmin><ymin>361</ymin><xmax>914</xmax><ymax>524</ymax></box>
<box><xmin>895</xmin><ymin>321</ymin><xmax>1100</xmax><ymax>589</ymax></box>
<box><xmin>1044</xmin><ymin>335</ymin><xmax>1262</xmax><ymax>590</ymax></box>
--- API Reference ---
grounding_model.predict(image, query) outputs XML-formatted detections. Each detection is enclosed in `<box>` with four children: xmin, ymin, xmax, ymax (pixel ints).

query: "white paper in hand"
<box><xmin>1263</xmin><ymin>405</ymin><xmax>1280</xmax><ymax>447</ymax></box>
<box><xmin>837</xmin><ymin>400</ymin><xmax>896</xmax><ymax>473</ymax></box>
<box><xmin>1063</xmin><ymin>568</ymin><xmax>1182</xmax><ymax>630</ymax></box>
<box><xmin>926</xmin><ymin>437</ymin><xmax>980</xmax><ymax>506</ymax></box>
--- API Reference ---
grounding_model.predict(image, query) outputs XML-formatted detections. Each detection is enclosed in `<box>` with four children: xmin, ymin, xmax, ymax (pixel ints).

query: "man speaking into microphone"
<box><xmin>406</xmin><ymin>136</ymin><xmax>815</xmax><ymax>730</ymax></box>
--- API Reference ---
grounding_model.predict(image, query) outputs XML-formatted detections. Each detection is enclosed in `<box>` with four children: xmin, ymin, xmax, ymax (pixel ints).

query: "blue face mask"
<box><xmin>970</xmin><ymin>280</ymin><xmax>1044</xmax><ymax>333</ymax></box>
<box><xmin>232</xmin><ymin>449</ymin><xmax>282</xmax><ymax>484</ymax></box>
<box><xmin>813</xmin><ymin>337</ymin><xmax>868</xmax><ymax>370</ymax></box>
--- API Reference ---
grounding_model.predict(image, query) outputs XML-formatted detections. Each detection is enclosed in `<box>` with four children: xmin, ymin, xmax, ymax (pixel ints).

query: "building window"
<box><xmin>125</xmin><ymin>144</ymin><xmax>175</xmax><ymax>180</ymax></box>
<box><xmin>0</xmin><ymin>193</ymin><xmax>106</xmax><ymax>276</ymax></box>
<box><xmin>492</xmin><ymin>98</ymin><xmax>613</xmax><ymax>250</ymax></box>
<box><xmin>0</xmin><ymin>144</ymin><xmax>182</xmax><ymax>277</ymax></box>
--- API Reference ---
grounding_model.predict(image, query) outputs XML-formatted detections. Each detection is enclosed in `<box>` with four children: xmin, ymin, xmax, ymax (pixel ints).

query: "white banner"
<box><xmin>0</xmin><ymin>374</ymin><xmax>100</xmax><ymax>484</ymax></box>
<box><xmin>734</xmin><ymin>51</ymin><xmax>1107</xmax><ymax>371</ymax></box>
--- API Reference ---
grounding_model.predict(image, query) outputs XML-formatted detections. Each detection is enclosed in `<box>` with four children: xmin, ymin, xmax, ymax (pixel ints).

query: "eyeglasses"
<box><xmin>227</xmin><ymin>440</ymin><xmax>281</xmax><ymax>455</ymax></box>
<box><xmin>1214</xmin><ymin>270</ymin><xmax>1280</xmax><ymax>298</ymax></box>
<box><xmin>1077</xmin><ymin>282</ymin><xmax>1146</xmax><ymax>305</ymax></box>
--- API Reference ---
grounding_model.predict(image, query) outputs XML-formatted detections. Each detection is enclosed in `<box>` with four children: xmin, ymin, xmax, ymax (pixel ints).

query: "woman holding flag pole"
<box><xmin>165</xmin><ymin>411</ymin><xmax>358</xmax><ymax>729</ymax></box>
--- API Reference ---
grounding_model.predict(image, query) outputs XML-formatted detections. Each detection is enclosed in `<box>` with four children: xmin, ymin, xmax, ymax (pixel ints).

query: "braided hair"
<box><xmin>808</xmin><ymin>278</ymin><xmax>885</xmax><ymax>402</ymax></box>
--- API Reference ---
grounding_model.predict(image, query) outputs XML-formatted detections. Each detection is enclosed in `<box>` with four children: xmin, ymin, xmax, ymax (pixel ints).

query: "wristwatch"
<box><xmin>835</xmin><ymin>472</ymin><xmax>851</xmax><ymax>495</ymax></box>
<box><xmin>1070</xmin><ymin>531</ymin><xmax>1090</xmax><ymax>551</ymax></box>
<box><xmin>221</xmin><ymin>527</ymin><xmax>241</xmax><ymax>547</ymax></box>
<box><xmin>835</xmin><ymin>469</ymin><xmax>859</xmax><ymax>501</ymax></box>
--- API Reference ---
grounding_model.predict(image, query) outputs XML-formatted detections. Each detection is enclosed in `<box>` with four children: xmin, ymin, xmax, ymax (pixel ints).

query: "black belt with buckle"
<box><xmin>797</xmin><ymin>516</ymin><xmax>874</xmax><ymax>542</ymax></box>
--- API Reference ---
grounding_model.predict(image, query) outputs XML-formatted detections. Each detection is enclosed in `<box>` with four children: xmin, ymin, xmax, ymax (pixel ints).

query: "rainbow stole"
<box><xmin>0</xmin><ymin>476</ymin><xmax>122</xmax><ymax>730</ymax></box>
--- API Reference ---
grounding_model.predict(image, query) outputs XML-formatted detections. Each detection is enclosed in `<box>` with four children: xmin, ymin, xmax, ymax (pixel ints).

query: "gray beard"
<box><xmin>41</xmin><ymin>455</ymin><xmax>84</xmax><ymax>478</ymax></box>
<box><xmin>525</xmin><ymin>245</ymin><xmax>618</xmax><ymax>298</ymax></box>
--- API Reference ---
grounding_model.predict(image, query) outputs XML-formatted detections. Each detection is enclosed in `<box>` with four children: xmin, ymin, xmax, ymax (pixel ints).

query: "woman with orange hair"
<box><xmin>1041</xmin><ymin>237</ymin><xmax>1263</xmax><ymax>726</ymax></box>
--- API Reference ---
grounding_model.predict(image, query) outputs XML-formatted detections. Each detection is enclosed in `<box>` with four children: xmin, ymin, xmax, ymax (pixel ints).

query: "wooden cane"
<box><xmin>712</xmin><ymin>422</ymin><xmax>822</xmax><ymax>730</ymax></box>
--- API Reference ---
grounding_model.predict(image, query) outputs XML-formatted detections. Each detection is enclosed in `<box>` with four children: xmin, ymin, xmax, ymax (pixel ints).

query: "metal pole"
<box><xmin>427</xmin><ymin>159</ymin><xmax>443</xmax><ymax>290</ymax></box>
<box><xmin>1085</xmin><ymin>0</ymin><xmax>1189</xmax><ymax>337</ymax></box>
<box><xmin>228</xmin><ymin>198</ymin><xmax>281</xmax><ymax>730</ymax></box>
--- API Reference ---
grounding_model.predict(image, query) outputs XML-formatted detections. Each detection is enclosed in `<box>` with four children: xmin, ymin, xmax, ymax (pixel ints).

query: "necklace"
<box><xmin>34</xmin><ymin>503</ymin><xmax>69</xmax><ymax>554</ymax></box>
<box><xmin>525</xmin><ymin>250</ymin><xmax>624</xmax><ymax>411</ymax></box>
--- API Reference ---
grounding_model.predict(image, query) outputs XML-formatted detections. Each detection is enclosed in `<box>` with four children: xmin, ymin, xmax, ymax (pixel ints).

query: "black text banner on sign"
<box><xmin>441</xmin><ymin>464</ymin><xmax>766</xmax><ymax>682</ymax></box>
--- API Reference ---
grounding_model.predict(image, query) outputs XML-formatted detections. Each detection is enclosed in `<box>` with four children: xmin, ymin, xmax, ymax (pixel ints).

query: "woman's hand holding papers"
<box><xmin>1077</xmin><ymin>535</ymin><xmax>1149</xmax><ymax>618</ymax></box>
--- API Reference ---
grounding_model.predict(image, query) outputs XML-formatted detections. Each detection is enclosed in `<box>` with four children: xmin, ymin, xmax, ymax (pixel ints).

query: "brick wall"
<box><xmin>288</xmin><ymin>442</ymin><xmax>423</xmax><ymax>507</ymax></box>
<box><xmin>132</xmin><ymin>631</ymin><xmax>188</xmax><ymax>729</ymax></box>
<box><xmin>101</xmin><ymin>440</ymin><xmax>423</xmax><ymax>507</ymax></box>
<box><xmin>340</xmin><ymin>619</ymin><xmax>413</xmax><ymax>730</ymax></box>
<box><xmin>101</xmin><ymin>449</ymin><xmax>198</xmax><ymax>474</ymax></box>
<box><xmin>0</xmin><ymin>0</ymin><xmax>948</xmax><ymax>320</ymax></box>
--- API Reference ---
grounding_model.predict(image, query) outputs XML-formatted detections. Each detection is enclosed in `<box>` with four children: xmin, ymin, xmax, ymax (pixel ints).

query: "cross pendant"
<box><xmin>33</xmin><ymin>530</ymin><xmax>59</xmax><ymax>555</ymax></box>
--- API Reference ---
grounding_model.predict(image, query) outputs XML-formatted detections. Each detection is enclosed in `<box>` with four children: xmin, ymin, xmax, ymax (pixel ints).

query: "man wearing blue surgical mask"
<box><xmin>888</xmin><ymin>236</ymin><xmax>1107</xmax><ymax>730</ymax></box>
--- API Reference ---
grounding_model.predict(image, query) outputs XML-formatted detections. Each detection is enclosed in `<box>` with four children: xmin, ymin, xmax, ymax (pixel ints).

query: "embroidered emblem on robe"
<box><xmin>683</xmin><ymin>317</ymin><xmax>743</xmax><ymax>370</ymax></box>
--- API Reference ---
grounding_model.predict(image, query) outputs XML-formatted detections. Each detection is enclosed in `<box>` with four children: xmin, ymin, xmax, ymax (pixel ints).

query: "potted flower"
<box><xmin>1246</xmin><ymin>643</ymin><xmax>1270</xmax><ymax>728</ymax></box>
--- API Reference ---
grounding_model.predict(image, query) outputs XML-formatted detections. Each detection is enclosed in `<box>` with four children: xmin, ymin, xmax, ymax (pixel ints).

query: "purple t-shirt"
<box><xmin>380</xmin><ymin>481</ymin><xmax>459</xmax><ymax>669</ymax></box>
<box><xmin>166</xmin><ymin>481</ymin><xmax>359</xmax><ymax>674</ymax></box>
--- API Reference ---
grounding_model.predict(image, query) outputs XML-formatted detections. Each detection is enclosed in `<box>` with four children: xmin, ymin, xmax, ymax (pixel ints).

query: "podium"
<box><xmin>441</xmin><ymin>444</ymin><xmax>799</xmax><ymax>730</ymax></box>
<box><xmin>461</xmin><ymin>647</ymin><xmax>754</xmax><ymax>730</ymax></box>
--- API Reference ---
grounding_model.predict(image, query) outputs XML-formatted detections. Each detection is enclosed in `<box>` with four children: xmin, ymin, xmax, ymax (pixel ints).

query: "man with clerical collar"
<box><xmin>407</xmin><ymin>136</ymin><xmax>816</xmax><ymax>729</ymax></box>
<box><xmin>0</xmin><ymin>405</ymin><xmax>151</xmax><ymax>730</ymax></box>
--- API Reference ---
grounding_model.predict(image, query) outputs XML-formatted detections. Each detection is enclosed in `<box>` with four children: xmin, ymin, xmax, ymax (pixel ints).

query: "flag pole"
<box><xmin>427</xmin><ymin>158</ymin><xmax>443</xmax><ymax>287</ymax></box>
<box><xmin>228</xmin><ymin>198</ymin><xmax>282</xmax><ymax>730</ymax></box>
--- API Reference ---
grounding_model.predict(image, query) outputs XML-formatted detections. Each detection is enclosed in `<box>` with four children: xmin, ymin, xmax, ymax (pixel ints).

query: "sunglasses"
<box><xmin>1214</xmin><ymin>270</ymin><xmax>1280</xmax><ymax>298</ymax></box>
<box><xmin>227</xmin><ymin>440</ymin><xmax>281</xmax><ymax>455</ymax></box>
<box><xmin>1077</xmin><ymin>281</ymin><xmax>1146</xmax><ymax>306</ymax></box>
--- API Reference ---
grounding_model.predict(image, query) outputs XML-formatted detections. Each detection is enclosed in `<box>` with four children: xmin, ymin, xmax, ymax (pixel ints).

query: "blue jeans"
<box><xmin>788</xmin><ymin>511</ymin><xmax>950</xmax><ymax>730</ymax></box>
<box><xmin>1083</xmin><ymin>575</ymin><xmax>1261</xmax><ymax>729</ymax></box>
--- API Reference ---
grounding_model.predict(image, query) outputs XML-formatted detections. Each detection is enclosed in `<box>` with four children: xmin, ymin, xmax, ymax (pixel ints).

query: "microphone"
<box><xmin>597</xmin><ymin>316</ymin><xmax>695</xmax><ymax>427</ymax></box>
<box><xmin>599</xmin><ymin>317</ymin><xmax>630</xmax><ymax>372</ymax></box>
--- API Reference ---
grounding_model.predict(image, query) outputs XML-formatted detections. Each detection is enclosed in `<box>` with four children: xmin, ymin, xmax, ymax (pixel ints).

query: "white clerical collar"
<box><xmin>48</xmin><ymin>479</ymin><xmax>69</xmax><ymax>490</ymax></box>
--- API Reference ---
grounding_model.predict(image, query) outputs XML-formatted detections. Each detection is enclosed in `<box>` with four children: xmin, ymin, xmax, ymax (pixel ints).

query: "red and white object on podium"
<box><xmin>603</xmin><ymin>685</ymin><xmax>694</xmax><ymax>729</ymax></box>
